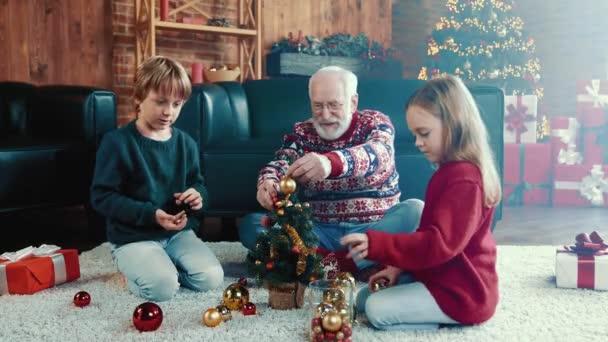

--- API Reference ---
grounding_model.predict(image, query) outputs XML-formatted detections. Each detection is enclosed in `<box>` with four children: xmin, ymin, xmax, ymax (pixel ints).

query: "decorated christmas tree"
<box><xmin>418</xmin><ymin>0</ymin><xmax>543</xmax><ymax>99</ymax></box>
<box><xmin>247</xmin><ymin>177</ymin><xmax>325</xmax><ymax>309</ymax></box>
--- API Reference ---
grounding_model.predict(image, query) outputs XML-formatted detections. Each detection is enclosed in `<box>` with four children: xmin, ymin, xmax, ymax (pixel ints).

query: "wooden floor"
<box><xmin>493</xmin><ymin>206</ymin><xmax>608</xmax><ymax>245</ymax></box>
<box><xmin>1</xmin><ymin>206</ymin><xmax>607</xmax><ymax>252</ymax></box>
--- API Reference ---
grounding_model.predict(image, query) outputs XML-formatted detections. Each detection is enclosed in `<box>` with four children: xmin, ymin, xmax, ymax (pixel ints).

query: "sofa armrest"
<box><xmin>29</xmin><ymin>86</ymin><xmax>117</xmax><ymax>148</ymax></box>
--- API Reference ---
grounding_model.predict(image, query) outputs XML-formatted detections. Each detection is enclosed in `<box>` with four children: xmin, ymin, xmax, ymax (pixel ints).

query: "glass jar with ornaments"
<box><xmin>308</xmin><ymin>275</ymin><xmax>355</xmax><ymax>342</ymax></box>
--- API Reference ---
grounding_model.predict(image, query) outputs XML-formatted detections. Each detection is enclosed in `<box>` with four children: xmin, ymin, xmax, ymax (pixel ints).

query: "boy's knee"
<box><xmin>189</xmin><ymin>265</ymin><xmax>224</xmax><ymax>292</ymax></box>
<box><xmin>137</xmin><ymin>275</ymin><xmax>179</xmax><ymax>302</ymax></box>
<box><xmin>403</xmin><ymin>198</ymin><xmax>424</xmax><ymax>214</ymax></box>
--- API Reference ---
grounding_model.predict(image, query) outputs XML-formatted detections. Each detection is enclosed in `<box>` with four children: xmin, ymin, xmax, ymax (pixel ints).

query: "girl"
<box><xmin>341</xmin><ymin>75</ymin><xmax>501</xmax><ymax>330</ymax></box>
<box><xmin>91</xmin><ymin>56</ymin><xmax>224</xmax><ymax>301</ymax></box>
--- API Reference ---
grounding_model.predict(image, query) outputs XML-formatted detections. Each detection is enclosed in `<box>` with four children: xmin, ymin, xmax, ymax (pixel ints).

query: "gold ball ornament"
<box><xmin>337</xmin><ymin>332</ymin><xmax>345</xmax><ymax>340</ymax></box>
<box><xmin>315</xmin><ymin>302</ymin><xmax>335</xmax><ymax>318</ymax></box>
<box><xmin>334</xmin><ymin>272</ymin><xmax>356</xmax><ymax>289</ymax></box>
<box><xmin>202</xmin><ymin>308</ymin><xmax>223</xmax><ymax>327</ymax></box>
<box><xmin>372</xmin><ymin>277</ymin><xmax>389</xmax><ymax>292</ymax></box>
<box><xmin>279</xmin><ymin>177</ymin><xmax>297</xmax><ymax>195</ymax></box>
<box><xmin>322</xmin><ymin>312</ymin><xmax>343</xmax><ymax>332</ymax></box>
<box><xmin>335</xmin><ymin>302</ymin><xmax>351</xmax><ymax>322</ymax></box>
<box><xmin>223</xmin><ymin>283</ymin><xmax>249</xmax><ymax>311</ymax></box>
<box><xmin>215</xmin><ymin>304</ymin><xmax>232</xmax><ymax>321</ymax></box>
<box><xmin>277</xmin><ymin>208</ymin><xmax>285</xmax><ymax>216</ymax></box>
<box><xmin>323</xmin><ymin>288</ymin><xmax>345</xmax><ymax>305</ymax></box>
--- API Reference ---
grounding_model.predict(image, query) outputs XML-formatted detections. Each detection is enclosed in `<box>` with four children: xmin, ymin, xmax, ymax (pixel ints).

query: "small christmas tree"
<box><xmin>247</xmin><ymin>177</ymin><xmax>324</xmax><ymax>290</ymax></box>
<box><xmin>418</xmin><ymin>0</ymin><xmax>543</xmax><ymax>99</ymax></box>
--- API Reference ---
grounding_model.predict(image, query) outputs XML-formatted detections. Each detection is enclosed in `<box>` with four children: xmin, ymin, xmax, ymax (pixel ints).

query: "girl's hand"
<box><xmin>340</xmin><ymin>233</ymin><xmax>369</xmax><ymax>261</ymax></box>
<box><xmin>174</xmin><ymin>188</ymin><xmax>203</xmax><ymax>211</ymax></box>
<box><xmin>156</xmin><ymin>209</ymin><xmax>188</xmax><ymax>231</ymax></box>
<box><xmin>368</xmin><ymin>265</ymin><xmax>403</xmax><ymax>291</ymax></box>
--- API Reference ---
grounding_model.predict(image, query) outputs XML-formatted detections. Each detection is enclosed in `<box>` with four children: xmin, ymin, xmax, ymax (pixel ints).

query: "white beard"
<box><xmin>313</xmin><ymin>114</ymin><xmax>353</xmax><ymax>141</ymax></box>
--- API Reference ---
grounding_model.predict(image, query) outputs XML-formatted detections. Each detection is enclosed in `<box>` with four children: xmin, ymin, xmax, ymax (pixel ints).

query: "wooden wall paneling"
<box><xmin>28</xmin><ymin>0</ymin><xmax>47</xmax><ymax>84</ymax></box>
<box><xmin>0</xmin><ymin>0</ymin><xmax>10</xmax><ymax>80</ymax></box>
<box><xmin>8</xmin><ymin>0</ymin><xmax>30</xmax><ymax>81</ymax></box>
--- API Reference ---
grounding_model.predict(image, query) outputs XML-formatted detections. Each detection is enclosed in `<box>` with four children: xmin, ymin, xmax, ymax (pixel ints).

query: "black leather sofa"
<box><xmin>174</xmin><ymin>78</ymin><xmax>504</xmax><ymax>232</ymax></box>
<box><xmin>0</xmin><ymin>82</ymin><xmax>117</xmax><ymax>221</ymax></box>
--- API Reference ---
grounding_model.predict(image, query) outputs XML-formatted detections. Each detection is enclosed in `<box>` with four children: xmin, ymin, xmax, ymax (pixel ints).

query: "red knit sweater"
<box><xmin>366</xmin><ymin>161</ymin><xmax>498</xmax><ymax>325</ymax></box>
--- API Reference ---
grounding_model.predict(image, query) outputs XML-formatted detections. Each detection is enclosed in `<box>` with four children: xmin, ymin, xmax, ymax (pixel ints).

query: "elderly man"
<box><xmin>238</xmin><ymin>66</ymin><xmax>423</xmax><ymax>275</ymax></box>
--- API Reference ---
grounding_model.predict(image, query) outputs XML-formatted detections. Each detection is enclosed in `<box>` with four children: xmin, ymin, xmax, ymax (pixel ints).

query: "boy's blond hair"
<box><xmin>133</xmin><ymin>56</ymin><xmax>192</xmax><ymax>103</ymax></box>
<box><xmin>407</xmin><ymin>75</ymin><xmax>502</xmax><ymax>207</ymax></box>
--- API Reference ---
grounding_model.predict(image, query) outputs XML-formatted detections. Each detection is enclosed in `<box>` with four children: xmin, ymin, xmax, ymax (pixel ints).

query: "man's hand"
<box><xmin>286</xmin><ymin>153</ymin><xmax>331</xmax><ymax>183</ymax></box>
<box><xmin>368</xmin><ymin>265</ymin><xmax>402</xmax><ymax>291</ymax></box>
<box><xmin>257</xmin><ymin>179</ymin><xmax>279</xmax><ymax>211</ymax></box>
<box><xmin>174</xmin><ymin>188</ymin><xmax>203</xmax><ymax>211</ymax></box>
<box><xmin>340</xmin><ymin>233</ymin><xmax>369</xmax><ymax>261</ymax></box>
<box><xmin>156</xmin><ymin>209</ymin><xmax>188</xmax><ymax>231</ymax></box>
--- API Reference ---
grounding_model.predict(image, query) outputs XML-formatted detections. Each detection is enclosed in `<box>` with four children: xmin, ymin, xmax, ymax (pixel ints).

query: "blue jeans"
<box><xmin>111</xmin><ymin>229</ymin><xmax>224</xmax><ymax>302</ymax></box>
<box><xmin>238</xmin><ymin>199</ymin><xmax>424</xmax><ymax>269</ymax></box>
<box><xmin>356</xmin><ymin>273</ymin><xmax>458</xmax><ymax>330</ymax></box>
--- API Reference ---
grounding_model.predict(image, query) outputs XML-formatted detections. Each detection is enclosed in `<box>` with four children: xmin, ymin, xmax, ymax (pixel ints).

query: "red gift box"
<box><xmin>504</xmin><ymin>95</ymin><xmax>538</xmax><ymax>144</ymax></box>
<box><xmin>553</xmin><ymin>164</ymin><xmax>608</xmax><ymax>207</ymax></box>
<box><xmin>550</xmin><ymin>116</ymin><xmax>582</xmax><ymax>165</ymax></box>
<box><xmin>0</xmin><ymin>249</ymin><xmax>80</xmax><ymax>295</ymax></box>
<box><xmin>576</xmin><ymin>80</ymin><xmax>608</xmax><ymax>117</ymax></box>
<box><xmin>503</xmin><ymin>143</ymin><xmax>552</xmax><ymax>206</ymax></box>
<box><xmin>577</xmin><ymin>110</ymin><xmax>607</xmax><ymax>165</ymax></box>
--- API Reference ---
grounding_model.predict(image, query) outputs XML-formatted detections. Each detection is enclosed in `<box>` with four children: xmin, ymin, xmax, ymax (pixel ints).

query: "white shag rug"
<box><xmin>1</xmin><ymin>242</ymin><xmax>607</xmax><ymax>342</ymax></box>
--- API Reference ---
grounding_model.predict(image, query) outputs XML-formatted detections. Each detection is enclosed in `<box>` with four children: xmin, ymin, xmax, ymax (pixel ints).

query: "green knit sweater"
<box><xmin>90</xmin><ymin>121</ymin><xmax>208</xmax><ymax>245</ymax></box>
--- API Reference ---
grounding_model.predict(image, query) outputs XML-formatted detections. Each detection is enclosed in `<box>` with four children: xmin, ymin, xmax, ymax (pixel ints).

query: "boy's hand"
<box><xmin>174</xmin><ymin>188</ymin><xmax>203</xmax><ymax>211</ymax></box>
<box><xmin>340</xmin><ymin>233</ymin><xmax>369</xmax><ymax>261</ymax></box>
<box><xmin>257</xmin><ymin>180</ymin><xmax>279</xmax><ymax>211</ymax></box>
<box><xmin>156</xmin><ymin>209</ymin><xmax>188</xmax><ymax>231</ymax></box>
<box><xmin>368</xmin><ymin>265</ymin><xmax>402</xmax><ymax>291</ymax></box>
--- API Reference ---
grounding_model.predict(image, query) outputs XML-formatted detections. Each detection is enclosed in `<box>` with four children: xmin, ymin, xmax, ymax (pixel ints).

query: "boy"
<box><xmin>90</xmin><ymin>56</ymin><xmax>223</xmax><ymax>301</ymax></box>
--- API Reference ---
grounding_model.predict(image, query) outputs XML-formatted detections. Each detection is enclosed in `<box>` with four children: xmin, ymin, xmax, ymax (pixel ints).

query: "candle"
<box><xmin>160</xmin><ymin>0</ymin><xmax>169</xmax><ymax>21</ymax></box>
<box><xmin>192</xmin><ymin>62</ymin><xmax>203</xmax><ymax>84</ymax></box>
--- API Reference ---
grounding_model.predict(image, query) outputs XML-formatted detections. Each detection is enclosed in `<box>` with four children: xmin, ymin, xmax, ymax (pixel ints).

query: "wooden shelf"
<box><xmin>155</xmin><ymin>21</ymin><xmax>257</xmax><ymax>37</ymax></box>
<box><xmin>135</xmin><ymin>0</ymin><xmax>263</xmax><ymax>82</ymax></box>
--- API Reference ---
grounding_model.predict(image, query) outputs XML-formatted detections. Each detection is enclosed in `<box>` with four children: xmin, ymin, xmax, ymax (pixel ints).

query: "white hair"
<box><xmin>308</xmin><ymin>66</ymin><xmax>358</xmax><ymax>99</ymax></box>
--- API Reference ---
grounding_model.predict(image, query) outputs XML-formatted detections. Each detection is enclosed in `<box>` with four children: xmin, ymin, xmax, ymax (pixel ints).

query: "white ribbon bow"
<box><xmin>558</xmin><ymin>144</ymin><xmax>583</xmax><ymax>165</ymax></box>
<box><xmin>1</xmin><ymin>244</ymin><xmax>61</xmax><ymax>262</ymax></box>
<box><xmin>578</xmin><ymin>79</ymin><xmax>608</xmax><ymax>108</ymax></box>
<box><xmin>551</xmin><ymin>117</ymin><xmax>579</xmax><ymax>145</ymax></box>
<box><xmin>579</xmin><ymin>165</ymin><xmax>608</xmax><ymax>206</ymax></box>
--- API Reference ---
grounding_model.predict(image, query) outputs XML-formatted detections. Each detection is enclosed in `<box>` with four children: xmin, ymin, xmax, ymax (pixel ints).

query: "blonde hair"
<box><xmin>407</xmin><ymin>75</ymin><xmax>502</xmax><ymax>207</ymax></box>
<box><xmin>133</xmin><ymin>56</ymin><xmax>192</xmax><ymax>103</ymax></box>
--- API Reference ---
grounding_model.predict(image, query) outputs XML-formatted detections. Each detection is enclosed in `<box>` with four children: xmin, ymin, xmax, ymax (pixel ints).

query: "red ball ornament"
<box><xmin>73</xmin><ymin>291</ymin><xmax>91</xmax><ymax>307</ymax></box>
<box><xmin>291</xmin><ymin>246</ymin><xmax>300</xmax><ymax>254</ymax></box>
<box><xmin>311</xmin><ymin>317</ymin><xmax>321</xmax><ymax>327</ymax></box>
<box><xmin>238</xmin><ymin>277</ymin><xmax>248</xmax><ymax>286</ymax></box>
<box><xmin>242</xmin><ymin>302</ymin><xmax>257</xmax><ymax>315</ymax></box>
<box><xmin>133</xmin><ymin>302</ymin><xmax>163</xmax><ymax>332</ymax></box>
<box><xmin>260</xmin><ymin>215</ymin><xmax>272</xmax><ymax>228</ymax></box>
<box><xmin>341</xmin><ymin>324</ymin><xmax>352</xmax><ymax>337</ymax></box>
<box><xmin>325</xmin><ymin>332</ymin><xmax>336</xmax><ymax>340</ymax></box>
<box><xmin>266</xmin><ymin>261</ymin><xmax>274</xmax><ymax>270</ymax></box>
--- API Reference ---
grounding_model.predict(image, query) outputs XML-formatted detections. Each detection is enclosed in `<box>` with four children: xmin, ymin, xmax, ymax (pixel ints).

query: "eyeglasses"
<box><xmin>312</xmin><ymin>101</ymin><xmax>344</xmax><ymax>113</ymax></box>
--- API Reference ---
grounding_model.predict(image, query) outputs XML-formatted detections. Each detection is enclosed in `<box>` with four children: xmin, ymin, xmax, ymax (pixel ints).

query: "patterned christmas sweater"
<box><xmin>258</xmin><ymin>110</ymin><xmax>401</xmax><ymax>223</ymax></box>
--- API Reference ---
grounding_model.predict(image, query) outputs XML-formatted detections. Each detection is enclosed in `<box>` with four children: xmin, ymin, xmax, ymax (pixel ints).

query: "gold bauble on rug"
<box><xmin>223</xmin><ymin>283</ymin><xmax>249</xmax><ymax>311</ymax></box>
<box><xmin>202</xmin><ymin>308</ymin><xmax>222</xmax><ymax>327</ymax></box>
<box><xmin>215</xmin><ymin>304</ymin><xmax>232</xmax><ymax>321</ymax></box>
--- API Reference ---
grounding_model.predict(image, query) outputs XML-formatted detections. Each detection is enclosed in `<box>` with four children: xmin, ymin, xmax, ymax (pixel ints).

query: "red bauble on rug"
<box><xmin>73</xmin><ymin>291</ymin><xmax>91</xmax><ymax>307</ymax></box>
<box><xmin>133</xmin><ymin>302</ymin><xmax>163</xmax><ymax>332</ymax></box>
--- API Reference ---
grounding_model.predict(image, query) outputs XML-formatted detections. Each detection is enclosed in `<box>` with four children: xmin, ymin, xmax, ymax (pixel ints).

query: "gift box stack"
<box><xmin>0</xmin><ymin>245</ymin><xmax>80</xmax><ymax>295</ymax></box>
<box><xmin>503</xmin><ymin>94</ymin><xmax>553</xmax><ymax>206</ymax></box>
<box><xmin>551</xmin><ymin>80</ymin><xmax>608</xmax><ymax>207</ymax></box>
<box><xmin>503</xmin><ymin>79</ymin><xmax>608</xmax><ymax>207</ymax></box>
